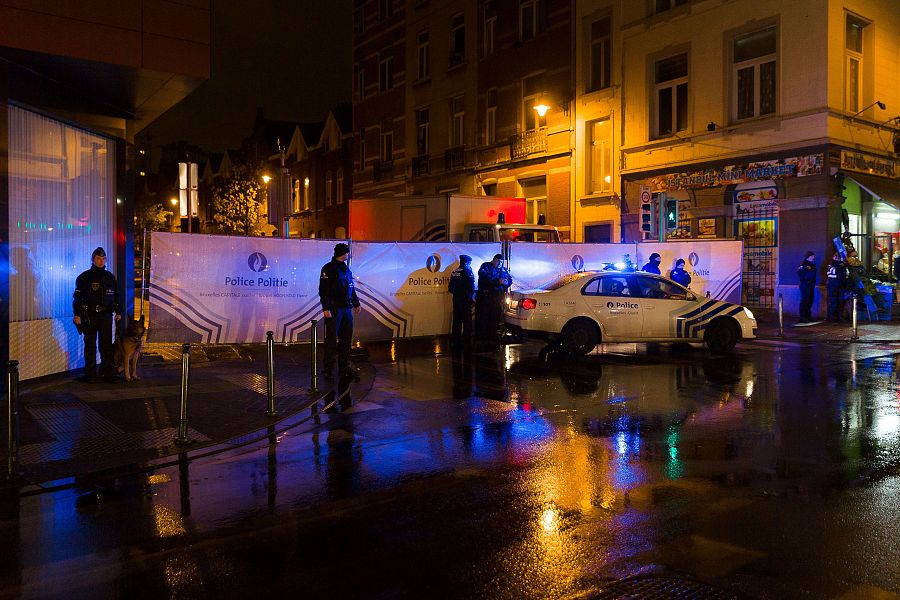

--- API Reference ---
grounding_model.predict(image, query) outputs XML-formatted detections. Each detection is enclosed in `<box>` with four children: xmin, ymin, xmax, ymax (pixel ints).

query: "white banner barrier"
<box><xmin>352</xmin><ymin>242</ymin><xmax>500</xmax><ymax>341</ymax></box>
<box><xmin>637</xmin><ymin>241</ymin><xmax>743</xmax><ymax>304</ymax></box>
<box><xmin>149</xmin><ymin>233</ymin><xmax>742</xmax><ymax>342</ymax></box>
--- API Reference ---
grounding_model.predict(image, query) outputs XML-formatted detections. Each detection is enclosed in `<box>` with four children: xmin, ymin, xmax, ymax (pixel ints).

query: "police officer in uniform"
<box><xmin>448</xmin><ymin>255</ymin><xmax>475</xmax><ymax>347</ymax></box>
<box><xmin>797</xmin><ymin>250</ymin><xmax>817</xmax><ymax>322</ymax></box>
<box><xmin>73</xmin><ymin>247</ymin><xmax>121</xmax><ymax>382</ymax></box>
<box><xmin>475</xmin><ymin>253</ymin><xmax>512</xmax><ymax>344</ymax></box>
<box><xmin>319</xmin><ymin>243</ymin><xmax>361</xmax><ymax>378</ymax></box>
<box><xmin>669</xmin><ymin>258</ymin><xmax>692</xmax><ymax>288</ymax></box>
<box><xmin>826</xmin><ymin>252</ymin><xmax>847</xmax><ymax>322</ymax></box>
<box><xmin>641</xmin><ymin>252</ymin><xmax>662</xmax><ymax>274</ymax></box>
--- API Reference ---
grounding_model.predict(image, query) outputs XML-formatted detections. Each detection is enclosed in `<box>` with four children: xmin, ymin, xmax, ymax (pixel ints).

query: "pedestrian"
<box><xmin>448</xmin><ymin>254</ymin><xmax>475</xmax><ymax>347</ymax></box>
<box><xmin>319</xmin><ymin>242</ymin><xmax>361</xmax><ymax>379</ymax></box>
<box><xmin>894</xmin><ymin>252</ymin><xmax>900</xmax><ymax>281</ymax></box>
<box><xmin>73</xmin><ymin>247</ymin><xmax>121</xmax><ymax>383</ymax></box>
<box><xmin>641</xmin><ymin>252</ymin><xmax>662</xmax><ymax>274</ymax></box>
<box><xmin>475</xmin><ymin>253</ymin><xmax>512</xmax><ymax>344</ymax></box>
<box><xmin>826</xmin><ymin>252</ymin><xmax>847</xmax><ymax>322</ymax></box>
<box><xmin>797</xmin><ymin>250</ymin><xmax>817</xmax><ymax>322</ymax></box>
<box><xmin>669</xmin><ymin>258</ymin><xmax>692</xmax><ymax>288</ymax></box>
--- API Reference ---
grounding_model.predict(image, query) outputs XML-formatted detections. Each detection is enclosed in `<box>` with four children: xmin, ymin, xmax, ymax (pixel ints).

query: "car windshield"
<box><xmin>544</xmin><ymin>273</ymin><xmax>589</xmax><ymax>290</ymax></box>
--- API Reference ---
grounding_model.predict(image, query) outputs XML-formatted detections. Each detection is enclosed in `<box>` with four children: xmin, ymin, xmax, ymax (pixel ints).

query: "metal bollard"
<box><xmin>310</xmin><ymin>319</ymin><xmax>318</xmax><ymax>393</ymax></box>
<box><xmin>6</xmin><ymin>361</ymin><xmax>19</xmax><ymax>480</ymax></box>
<box><xmin>777</xmin><ymin>293</ymin><xmax>784</xmax><ymax>337</ymax></box>
<box><xmin>266</xmin><ymin>331</ymin><xmax>277</xmax><ymax>417</ymax></box>
<box><xmin>175</xmin><ymin>344</ymin><xmax>191</xmax><ymax>445</ymax></box>
<box><xmin>851</xmin><ymin>296</ymin><xmax>859</xmax><ymax>340</ymax></box>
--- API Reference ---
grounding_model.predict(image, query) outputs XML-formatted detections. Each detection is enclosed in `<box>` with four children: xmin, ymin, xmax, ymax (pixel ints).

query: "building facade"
<box><xmin>1</xmin><ymin>1</ymin><xmax>210</xmax><ymax>379</ymax></box>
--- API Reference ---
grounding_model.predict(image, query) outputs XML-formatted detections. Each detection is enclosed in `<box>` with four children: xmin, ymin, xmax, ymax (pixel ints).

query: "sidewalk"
<box><xmin>753</xmin><ymin>311</ymin><xmax>900</xmax><ymax>344</ymax></box>
<box><xmin>2</xmin><ymin>343</ymin><xmax>371</xmax><ymax>488</ymax></box>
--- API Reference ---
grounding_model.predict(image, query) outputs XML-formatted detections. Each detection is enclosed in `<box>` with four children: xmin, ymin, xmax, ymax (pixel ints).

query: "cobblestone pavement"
<box><xmin>4</xmin><ymin>343</ymin><xmax>370</xmax><ymax>486</ymax></box>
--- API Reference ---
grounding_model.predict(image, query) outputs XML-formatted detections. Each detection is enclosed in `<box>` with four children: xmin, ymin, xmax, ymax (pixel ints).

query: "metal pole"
<box><xmin>310</xmin><ymin>319</ymin><xmax>318</xmax><ymax>392</ymax></box>
<box><xmin>6</xmin><ymin>361</ymin><xmax>19</xmax><ymax>480</ymax></box>
<box><xmin>140</xmin><ymin>228</ymin><xmax>148</xmax><ymax>320</ymax></box>
<box><xmin>266</xmin><ymin>331</ymin><xmax>277</xmax><ymax>417</ymax></box>
<box><xmin>777</xmin><ymin>293</ymin><xmax>784</xmax><ymax>337</ymax></box>
<box><xmin>176</xmin><ymin>344</ymin><xmax>191</xmax><ymax>444</ymax></box>
<box><xmin>851</xmin><ymin>295</ymin><xmax>859</xmax><ymax>340</ymax></box>
<box><xmin>283</xmin><ymin>216</ymin><xmax>290</xmax><ymax>239</ymax></box>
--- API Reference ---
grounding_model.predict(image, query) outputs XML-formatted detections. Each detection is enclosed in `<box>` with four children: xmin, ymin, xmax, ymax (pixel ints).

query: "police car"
<box><xmin>505</xmin><ymin>271</ymin><xmax>757</xmax><ymax>354</ymax></box>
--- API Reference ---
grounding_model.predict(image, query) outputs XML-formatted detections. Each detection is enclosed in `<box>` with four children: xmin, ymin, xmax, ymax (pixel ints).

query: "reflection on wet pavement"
<box><xmin>1</xmin><ymin>340</ymin><xmax>899</xmax><ymax>598</ymax></box>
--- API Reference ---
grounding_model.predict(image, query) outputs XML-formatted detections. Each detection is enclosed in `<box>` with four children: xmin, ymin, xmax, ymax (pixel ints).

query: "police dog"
<box><xmin>114</xmin><ymin>317</ymin><xmax>146</xmax><ymax>382</ymax></box>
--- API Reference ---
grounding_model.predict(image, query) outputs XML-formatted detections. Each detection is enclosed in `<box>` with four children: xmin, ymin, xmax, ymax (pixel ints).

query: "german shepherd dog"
<box><xmin>114</xmin><ymin>317</ymin><xmax>146</xmax><ymax>382</ymax></box>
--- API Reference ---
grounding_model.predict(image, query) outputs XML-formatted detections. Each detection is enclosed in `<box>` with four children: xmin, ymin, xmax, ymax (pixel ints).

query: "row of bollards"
<box><xmin>776</xmin><ymin>292</ymin><xmax>860</xmax><ymax>340</ymax></box>
<box><xmin>173</xmin><ymin>319</ymin><xmax>323</xmax><ymax>446</ymax></box>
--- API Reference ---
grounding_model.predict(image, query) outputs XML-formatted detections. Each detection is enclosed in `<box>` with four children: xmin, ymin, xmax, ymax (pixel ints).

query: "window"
<box><xmin>485</xmin><ymin>88</ymin><xmax>497</xmax><ymax>144</ymax></box>
<box><xmin>845</xmin><ymin>14</ymin><xmax>868</xmax><ymax>113</ymax></box>
<box><xmin>520</xmin><ymin>0</ymin><xmax>545</xmax><ymax>42</ymax></box>
<box><xmin>519</xmin><ymin>176</ymin><xmax>546</xmax><ymax>224</ymax></box>
<box><xmin>380</xmin><ymin>124</ymin><xmax>393</xmax><ymax>162</ymax></box>
<box><xmin>450</xmin><ymin>14</ymin><xmax>465</xmax><ymax>67</ymax></box>
<box><xmin>358</xmin><ymin>130</ymin><xmax>366</xmax><ymax>171</ymax></box>
<box><xmin>356</xmin><ymin>64</ymin><xmax>365</xmax><ymax>100</ymax></box>
<box><xmin>417</xmin><ymin>31</ymin><xmax>430</xmax><ymax>80</ymax></box>
<box><xmin>654</xmin><ymin>0</ymin><xmax>689</xmax><ymax>14</ymax></box>
<box><xmin>586</xmin><ymin>119</ymin><xmax>612</xmax><ymax>195</ymax></box>
<box><xmin>522</xmin><ymin>74</ymin><xmax>546</xmax><ymax>131</ymax></box>
<box><xmin>450</xmin><ymin>96</ymin><xmax>465</xmax><ymax>146</ymax></box>
<box><xmin>336</xmin><ymin>169</ymin><xmax>344</xmax><ymax>204</ymax></box>
<box><xmin>583</xmin><ymin>275</ymin><xmax>635</xmax><ymax>297</ymax></box>
<box><xmin>635</xmin><ymin>276</ymin><xmax>691</xmax><ymax>300</ymax></box>
<box><xmin>325</xmin><ymin>171</ymin><xmax>333</xmax><ymax>206</ymax></box>
<box><xmin>379</xmin><ymin>0</ymin><xmax>391</xmax><ymax>20</ymax></box>
<box><xmin>379</xmin><ymin>56</ymin><xmax>393</xmax><ymax>92</ymax></box>
<box><xmin>416</xmin><ymin>108</ymin><xmax>430</xmax><ymax>155</ymax></box>
<box><xmin>653</xmin><ymin>53</ymin><xmax>688</xmax><ymax>138</ymax></box>
<box><xmin>588</xmin><ymin>17</ymin><xmax>611</xmax><ymax>92</ymax></box>
<box><xmin>293</xmin><ymin>179</ymin><xmax>301</xmax><ymax>212</ymax></box>
<box><xmin>483</xmin><ymin>183</ymin><xmax>497</xmax><ymax>196</ymax></box>
<box><xmin>303</xmin><ymin>176</ymin><xmax>310</xmax><ymax>211</ymax></box>
<box><xmin>353</xmin><ymin>1</ymin><xmax>365</xmax><ymax>34</ymax></box>
<box><xmin>733</xmin><ymin>26</ymin><xmax>776</xmax><ymax>121</ymax></box>
<box><xmin>483</xmin><ymin>3</ymin><xmax>496</xmax><ymax>57</ymax></box>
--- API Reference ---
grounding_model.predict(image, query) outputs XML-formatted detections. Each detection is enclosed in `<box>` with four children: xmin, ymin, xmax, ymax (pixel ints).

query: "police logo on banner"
<box><xmin>425</xmin><ymin>253</ymin><xmax>441</xmax><ymax>273</ymax></box>
<box><xmin>248</xmin><ymin>252</ymin><xmax>268</xmax><ymax>272</ymax></box>
<box><xmin>571</xmin><ymin>255</ymin><xmax>585</xmax><ymax>272</ymax></box>
<box><xmin>688</xmin><ymin>252</ymin><xmax>700</xmax><ymax>267</ymax></box>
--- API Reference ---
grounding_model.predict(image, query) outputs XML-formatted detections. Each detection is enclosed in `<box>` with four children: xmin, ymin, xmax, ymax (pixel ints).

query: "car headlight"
<box><xmin>743</xmin><ymin>307</ymin><xmax>755</xmax><ymax>321</ymax></box>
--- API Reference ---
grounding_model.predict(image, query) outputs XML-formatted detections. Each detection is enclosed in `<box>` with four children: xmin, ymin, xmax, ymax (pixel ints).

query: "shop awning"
<box><xmin>845</xmin><ymin>172</ymin><xmax>900</xmax><ymax>211</ymax></box>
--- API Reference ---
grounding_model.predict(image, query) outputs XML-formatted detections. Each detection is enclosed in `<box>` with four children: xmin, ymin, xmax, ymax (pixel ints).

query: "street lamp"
<box><xmin>170</xmin><ymin>197</ymin><xmax>178</xmax><ymax>207</ymax></box>
<box><xmin>262</xmin><ymin>174</ymin><xmax>272</xmax><ymax>184</ymax></box>
<box><xmin>533</xmin><ymin>103</ymin><xmax>550</xmax><ymax>118</ymax></box>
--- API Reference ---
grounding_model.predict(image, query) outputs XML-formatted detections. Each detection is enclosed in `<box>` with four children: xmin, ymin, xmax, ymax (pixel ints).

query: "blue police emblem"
<box><xmin>606</xmin><ymin>301</ymin><xmax>615</xmax><ymax>309</ymax></box>
<box><xmin>426</xmin><ymin>254</ymin><xmax>441</xmax><ymax>273</ymax></box>
<box><xmin>571</xmin><ymin>255</ymin><xmax>585</xmax><ymax>272</ymax></box>
<box><xmin>248</xmin><ymin>252</ymin><xmax>268</xmax><ymax>272</ymax></box>
<box><xmin>688</xmin><ymin>252</ymin><xmax>700</xmax><ymax>267</ymax></box>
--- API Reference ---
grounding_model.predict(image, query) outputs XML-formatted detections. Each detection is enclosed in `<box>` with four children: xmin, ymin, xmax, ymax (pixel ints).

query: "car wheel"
<box><xmin>705</xmin><ymin>318</ymin><xmax>739</xmax><ymax>354</ymax></box>
<box><xmin>561</xmin><ymin>319</ymin><xmax>599</xmax><ymax>355</ymax></box>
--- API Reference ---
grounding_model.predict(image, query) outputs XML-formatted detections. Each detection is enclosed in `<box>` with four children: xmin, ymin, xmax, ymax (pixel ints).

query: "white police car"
<box><xmin>505</xmin><ymin>271</ymin><xmax>757</xmax><ymax>354</ymax></box>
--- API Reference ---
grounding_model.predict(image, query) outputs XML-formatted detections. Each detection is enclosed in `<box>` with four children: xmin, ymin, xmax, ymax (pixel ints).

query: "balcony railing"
<box><xmin>475</xmin><ymin>142</ymin><xmax>511</xmax><ymax>168</ymax></box>
<box><xmin>373</xmin><ymin>159</ymin><xmax>393</xmax><ymax>181</ymax></box>
<box><xmin>444</xmin><ymin>146</ymin><xmax>467</xmax><ymax>171</ymax></box>
<box><xmin>448</xmin><ymin>51</ymin><xmax>464</xmax><ymax>69</ymax></box>
<box><xmin>510</xmin><ymin>127</ymin><xmax>547</xmax><ymax>160</ymax></box>
<box><xmin>412</xmin><ymin>154</ymin><xmax>430</xmax><ymax>177</ymax></box>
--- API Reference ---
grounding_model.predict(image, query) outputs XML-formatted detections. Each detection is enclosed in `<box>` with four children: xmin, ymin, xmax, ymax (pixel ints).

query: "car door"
<box><xmin>633</xmin><ymin>275</ymin><xmax>697</xmax><ymax>339</ymax></box>
<box><xmin>581</xmin><ymin>274</ymin><xmax>643</xmax><ymax>339</ymax></box>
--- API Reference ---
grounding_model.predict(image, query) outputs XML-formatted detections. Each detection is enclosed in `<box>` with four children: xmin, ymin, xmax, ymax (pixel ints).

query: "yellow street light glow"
<box><xmin>304</xmin><ymin>177</ymin><xmax>310</xmax><ymax>187</ymax></box>
<box><xmin>533</xmin><ymin>103</ymin><xmax>550</xmax><ymax>118</ymax></box>
<box><xmin>262</xmin><ymin>174</ymin><xmax>272</xmax><ymax>184</ymax></box>
<box><xmin>170</xmin><ymin>197</ymin><xmax>178</xmax><ymax>206</ymax></box>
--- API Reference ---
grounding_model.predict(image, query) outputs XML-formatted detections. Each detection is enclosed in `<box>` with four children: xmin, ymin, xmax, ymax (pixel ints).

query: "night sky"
<box><xmin>140</xmin><ymin>0</ymin><xmax>352</xmax><ymax>154</ymax></box>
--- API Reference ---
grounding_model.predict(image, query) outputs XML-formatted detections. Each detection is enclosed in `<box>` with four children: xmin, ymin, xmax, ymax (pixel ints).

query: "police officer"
<box><xmin>319</xmin><ymin>242</ymin><xmax>361</xmax><ymax>378</ymax></box>
<box><xmin>73</xmin><ymin>247</ymin><xmax>120</xmax><ymax>382</ymax></box>
<box><xmin>475</xmin><ymin>253</ymin><xmax>512</xmax><ymax>344</ymax></box>
<box><xmin>797</xmin><ymin>250</ymin><xmax>817</xmax><ymax>322</ymax></box>
<box><xmin>642</xmin><ymin>252</ymin><xmax>662</xmax><ymax>274</ymax></box>
<box><xmin>826</xmin><ymin>252</ymin><xmax>847</xmax><ymax>322</ymax></box>
<box><xmin>669</xmin><ymin>258</ymin><xmax>692</xmax><ymax>288</ymax></box>
<box><xmin>448</xmin><ymin>255</ymin><xmax>475</xmax><ymax>347</ymax></box>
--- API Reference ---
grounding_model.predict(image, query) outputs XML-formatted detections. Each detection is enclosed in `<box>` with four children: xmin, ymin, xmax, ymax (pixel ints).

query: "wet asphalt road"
<box><xmin>1</xmin><ymin>338</ymin><xmax>899</xmax><ymax>599</ymax></box>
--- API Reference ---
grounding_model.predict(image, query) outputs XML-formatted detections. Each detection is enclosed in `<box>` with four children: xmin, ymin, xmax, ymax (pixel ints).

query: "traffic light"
<box><xmin>665</xmin><ymin>198</ymin><xmax>678</xmax><ymax>230</ymax></box>
<box><xmin>831</xmin><ymin>172</ymin><xmax>847</xmax><ymax>203</ymax></box>
<box><xmin>640</xmin><ymin>189</ymin><xmax>654</xmax><ymax>236</ymax></box>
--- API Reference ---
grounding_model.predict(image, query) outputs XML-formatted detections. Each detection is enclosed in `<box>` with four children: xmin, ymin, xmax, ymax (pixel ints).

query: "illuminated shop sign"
<box><xmin>648</xmin><ymin>154</ymin><xmax>824</xmax><ymax>190</ymax></box>
<box><xmin>839</xmin><ymin>150</ymin><xmax>897</xmax><ymax>178</ymax></box>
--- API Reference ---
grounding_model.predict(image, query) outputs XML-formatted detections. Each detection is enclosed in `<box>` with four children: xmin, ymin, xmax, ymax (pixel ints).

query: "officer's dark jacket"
<box><xmin>797</xmin><ymin>259</ymin><xmax>817</xmax><ymax>286</ymax></box>
<box><xmin>73</xmin><ymin>265</ymin><xmax>119</xmax><ymax>316</ymax></box>
<box><xmin>826</xmin><ymin>260</ymin><xmax>847</xmax><ymax>287</ymax></box>
<box><xmin>448</xmin><ymin>265</ymin><xmax>475</xmax><ymax>300</ymax></box>
<box><xmin>669</xmin><ymin>267</ymin><xmax>691</xmax><ymax>287</ymax></box>
<box><xmin>319</xmin><ymin>259</ymin><xmax>360</xmax><ymax>311</ymax></box>
<box><xmin>477</xmin><ymin>262</ymin><xmax>512</xmax><ymax>294</ymax></box>
<box><xmin>642</xmin><ymin>261</ymin><xmax>661</xmax><ymax>274</ymax></box>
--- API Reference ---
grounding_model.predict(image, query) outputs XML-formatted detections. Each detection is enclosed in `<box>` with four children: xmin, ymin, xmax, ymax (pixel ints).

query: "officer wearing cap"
<box><xmin>475</xmin><ymin>253</ymin><xmax>513</xmax><ymax>344</ymax></box>
<box><xmin>319</xmin><ymin>242</ymin><xmax>361</xmax><ymax>378</ymax></box>
<box><xmin>448</xmin><ymin>255</ymin><xmax>476</xmax><ymax>347</ymax></box>
<box><xmin>73</xmin><ymin>247</ymin><xmax>121</xmax><ymax>382</ymax></box>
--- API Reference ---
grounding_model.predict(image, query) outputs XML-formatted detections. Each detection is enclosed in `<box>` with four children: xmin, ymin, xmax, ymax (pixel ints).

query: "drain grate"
<box><xmin>592</xmin><ymin>575</ymin><xmax>739</xmax><ymax>600</ymax></box>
